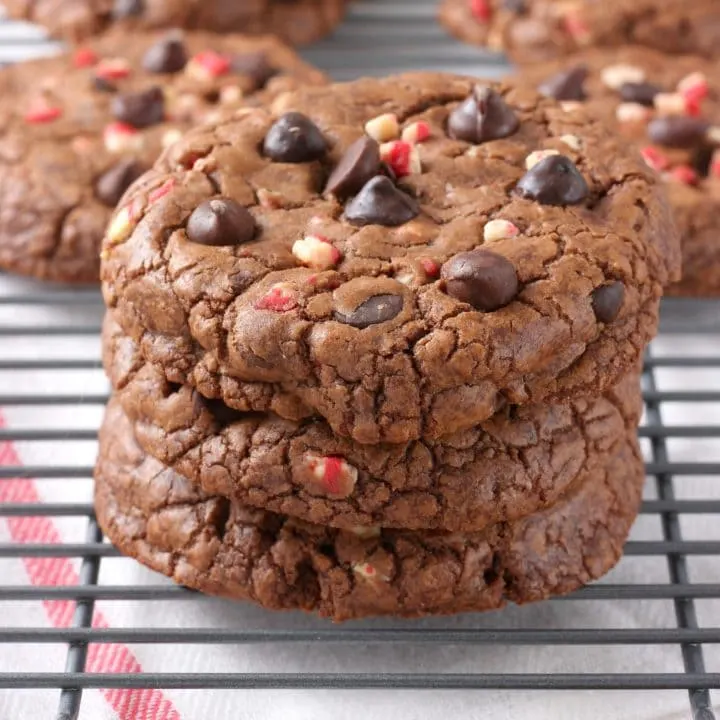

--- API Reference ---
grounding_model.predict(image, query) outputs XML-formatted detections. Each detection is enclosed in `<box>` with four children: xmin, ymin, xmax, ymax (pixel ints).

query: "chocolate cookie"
<box><xmin>102</xmin><ymin>73</ymin><xmax>679</xmax><ymax>444</ymax></box>
<box><xmin>4</xmin><ymin>0</ymin><xmax>347</xmax><ymax>46</ymax></box>
<box><xmin>103</xmin><ymin>313</ymin><xmax>642</xmax><ymax>532</ymax></box>
<box><xmin>95</xmin><ymin>397</ymin><xmax>645</xmax><ymax>620</ymax></box>
<box><xmin>0</xmin><ymin>30</ymin><xmax>325</xmax><ymax>284</ymax></box>
<box><xmin>438</xmin><ymin>0</ymin><xmax>720</xmax><ymax>63</ymax></box>
<box><xmin>517</xmin><ymin>46</ymin><xmax>720</xmax><ymax>296</ymax></box>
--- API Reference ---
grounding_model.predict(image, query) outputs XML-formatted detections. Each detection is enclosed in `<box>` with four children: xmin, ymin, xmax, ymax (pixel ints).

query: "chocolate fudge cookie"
<box><xmin>102</xmin><ymin>73</ymin><xmax>679</xmax><ymax>443</ymax></box>
<box><xmin>96</xmin><ymin>397</ymin><xmax>645</xmax><ymax>620</ymax></box>
<box><xmin>517</xmin><ymin>46</ymin><xmax>720</xmax><ymax>296</ymax></box>
<box><xmin>0</xmin><ymin>30</ymin><xmax>325</xmax><ymax>283</ymax></box>
<box><xmin>104</xmin><ymin>313</ymin><xmax>642</xmax><ymax>532</ymax></box>
<box><xmin>438</xmin><ymin>0</ymin><xmax>720</xmax><ymax>63</ymax></box>
<box><xmin>4</xmin><ymin>0</ymin><xmax>347</xmax><ymax>46</ymax></box>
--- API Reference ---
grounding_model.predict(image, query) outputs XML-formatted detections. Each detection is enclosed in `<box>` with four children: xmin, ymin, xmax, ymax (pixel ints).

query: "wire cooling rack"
<box><xmin>0</xmin><ymin>1</ymin><xmax>719</xmax><ymax>719</ymax></box>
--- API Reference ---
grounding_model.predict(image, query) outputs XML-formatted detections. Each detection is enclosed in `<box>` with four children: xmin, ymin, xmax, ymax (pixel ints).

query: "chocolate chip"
<box><xmin>335</xmin><ymin>294</ymin><xmax>404</xmax><ymax>328</ymax></box>
<box><xmin>345</xmin><ymin>176</ymin><xmax>419</xmax><ymax>227</ymax></box>
<box><xmin>324</xmin><ymin>137</ymin><xmax>381</xmax><ymax>199</ymax></box>
<box><xmin>447</xmin><ymin>86</ymin><xmax>519</xmax><ymax>144</ymax></box>
<box><xmin>111</xmin><ymin>86</ymin><xmax>165</xmax><ymax>129</ymax></box>
<box><xmin>113</xmin><ymin>0</ymin><xmax>144</xmax><ymax>17</ymax></box>
<box><xmin>142</xmin><ymin>35</ymin><xmax>188</xmax><ymax>73</ymax></box>
<box><xmin>95</xmin><ymin>160</ymin><xmax>146</xmax><ymax>207</ymax></box>
<box><xmin>647</xmin><ymin>116</ymin><xmax>710</xmax><ymax>148</ymax></box>
<box><xmin>93</xmin><ymin>75</ymin><xmax>117</xmax><ymax>93</ymax></box>
<box><xmin>619</xmin><ymin>81</ymin><xmax>662</xmax><ymax>107</ymax></box>
<box><xmin>591</xmin><ymin>281</ymin><xmax>625</xmax><ymax>323</ymax></box>
<box><xmin>232</xmin><ymin>52</ymin><xmax>277</xmax><ymax>90</ymax></box>
<box><xmin>515</xmin><ymin>154</ymin><xmax>589</xmax><ymax>206</ymax></box>
<box><xmin>441</xmin><ymin>249</ymin><xmax>519</xmax><ymax>311</ymax></box>
<box><xmin>537</xmin><ymin>65</ymin><xmax>588</xmax><ymax>101</ymax></box>
<box><xmin>186</xmin><ymin>197</ymin><xmax>256</xmax><ymax>246</ymax></box>
<box><xmin>262</xmin><ymin>112</ymin><xmax>328</xmax><ymax>163</ymax></box>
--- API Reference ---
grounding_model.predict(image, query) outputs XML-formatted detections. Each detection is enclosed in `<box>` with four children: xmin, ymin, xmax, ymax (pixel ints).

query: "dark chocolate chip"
<box><xmin>515</xmin><ymin>154</ymin><xmax>589</xmax><ymax>206</ymax></box>
<box><xmin>619</xmin><ymin>81</ymin><xmax>662</xmax><ymax>107</ymax></box>
<box><xmin>345</xmin><ymin>176</ymin><xmax>419</xmax><ymax>227</ymax></box>
<box><xmin>441</xmin><ymin>249</ymin><xmax>519</xmax><ymax>311</ymax></box>
<box><xmin>111</xmin><ymin>86</ymin><xmax>165</xmax><ymax>129</ymax></box>
<box><xmin>113</xmin><ymin>0</ymin><xmax>144</xmax><ymax>17</ymax></box>
<box><xmin>647</xmin><ymin>116</ymin><xmax>710</xmax><ymax>148</ymax></box>
<box><xmin>537</xmin><ymin>65</ymin><xmax>588</xmax><ymax>101</ymax></box>
<box><xmin>186</xmin><ymin>197</ymin><xmax>256</xmax><ymax>246</ymax></box>
<box><xmin>335</xmin><ymin>294</ymin><xmax>404</xmax><ymax>328</ymax></box>
<box><xmin>591</xmin><ymin>281</ymin><xmax>625</xmax><ymax>323</ymax></box>
<box><xmin>262</xmin><ymin>112</ymin><xmax>328</xmax><ymax>163</ymax></box>
<box><xmin>232</xmin><ymin>52</ymin><xmax>277</xmax><ymax>89</ymax></box>
<box><xmin>93</xmin><ymin>75</ymin><xmax>117</xmax><ymax>93</ymax></box>
<box><xmin>324</xmin><ymin>136</ymin><xmax>381</xmax><ymax>199</ymax></box>
<box><xmin>503</xmin><ymin>0</ymin><xmax>526</xmax><ymax>12</ymax></box>
<box><xmin>142</xmin><ymin>35</ymin><xmax>188</xmax><ymax>73</ymax></box>
<box><xmin>447</xmin><ymin>85</ymin><xmax>519</xmax><ymax>144</ymax></box>
<box><xmin>95</xmin><ymin>160</ymin><xmax>146</xmax><ymax>207</ymax></box>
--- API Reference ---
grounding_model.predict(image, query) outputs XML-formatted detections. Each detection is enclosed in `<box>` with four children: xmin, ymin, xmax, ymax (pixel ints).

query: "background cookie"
<box><xmin>4</xmin><ymin>0</ymin><xmax>348</xmax><ymax>46</ymax></box>
<box><xmin>516</xmin><ymin>46</ymin><xmax>720</xmax><ymax>296</ymax></box>
<box><xmin>438</xmin><ymin>0</ymin><xmax>720</xmax><ymax>63</ymax></box>
<box><xmin>104</xmin><ymin>312</ymin><xmax>643</xmax><ymax>532</ymax></box>
<box><xmin>0</xmin><ymin>30</ymin><xmax>325</xmax><ymax>283</ymax></box>
<box><xmin>102</xmin><ymin>72</ymin><xmax>680</xmax><ymax>444</ymax></box>
<box><xmin>96</xmin><ymin>397</ymin><xmax>645</xmax><ymax>621</ymax></box>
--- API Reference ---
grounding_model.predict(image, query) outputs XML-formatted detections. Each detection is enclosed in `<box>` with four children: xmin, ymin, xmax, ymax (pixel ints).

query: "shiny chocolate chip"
<box><xmin>324</xmin><ymin>136</ymin><xmax>381</xmax><ymax>199</ymax></box>
<box><xmin>262</xmin><ymin>112</ymin><xmax>328</xmax><ymax>163</ymax></box>
<box><xmin>232</xmin><ymin>52</ymin><xmax>277</xmax><ymax>89</ymax></box>
<box><xmin>142</xmin><ymin>35</ymin><xmax>188</xmax><ymax>73</ymax></box>
<box><xmin>335</xmin><ymin>294</ymin><xmax>404</xmax><ymax>328</ymax></box>
<box><xmin>441</xmin><ymin>249</ymin><xmax>519</xmax><ymax>311</ymax></box>
<box><xmin>537</xmin><ymin>65</ymin><xmax>588</xmax><ymax>101</ymax></box>
<box><xmin>111</xmin><ymin>86</ymin><xmax>165</xmax><ymax>128</ymax></box>
<box><xmin>95</xmin><ymin>160</ymin><xmax>146</xmax><ymax>207</ymax></box>
<box><xmin>113</xmin><ymin>0</ymin><xmax>144</xmax><ymax>17</ymax></box>
<box><xmin>447</xmin><ymin>85</ymin><xmax>519</xmax><ymax>144</ymax></box>
<box><xmin>619</xmin><ymin>81</ymin><xmax>662</xmax><ymax>107</ymax></box>
<box><xmin>345</xmin><ymin>176</ymin><xmax>419</xmax><ymax>227</ymax></box>
<box><xmin>647</xmin><ymin>116</ymin><xmax>710</xmax><ymax>148</ymax></box>
<box><xmin>515</xmin><ymin>154</ymin><xmax>589</xmax><ymax>206</ymax></box>
<box><xmin>591</xmin><ymin>282</ymin><xmax>625</xmax><ymax>323</ymax></box>
<box><xmin>186</xmin><ymin>197</ymin><xmax>256</xmax><ymax>246</ymax></box>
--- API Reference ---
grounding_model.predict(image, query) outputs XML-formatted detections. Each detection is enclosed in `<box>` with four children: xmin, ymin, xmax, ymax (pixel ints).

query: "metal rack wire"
<box><xmin>0</xmin><ymin>1</ymin><xmax>719</xmax><ymax>718</ymax></box>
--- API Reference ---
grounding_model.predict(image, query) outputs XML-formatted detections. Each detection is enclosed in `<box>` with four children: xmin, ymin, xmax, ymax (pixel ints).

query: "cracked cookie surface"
<box><xmin>104</xmin><ymin>313</ymin><xmax>642</xmax><ymax>532</ymax></box>
<box><xmin>0</xmin><ymin>30</ymin><xmax>325</xmax><ymax>283</ymax></box>
<box><xmin>4</xmin><ymin>0</ymin><xmax>347</xmax><ymax>45</ymax></box>
<box><xmin>438</xmin><ymin>0</ymin><xmax>720</xmax><ymax>63</ymax></box>
<box><xmin>514</xmin><ymin>46</ymin><xmax>720</xmax><ymax>297</ymax></box>
<box><xmin>102</xmin><ymin>73</ymin><xmax>679</xmax><ymax>443</ymax></box>
<box><xmin>95</xmin><ymin>396</ymin><xmax>645</xmax><ymax>620</ymax></box>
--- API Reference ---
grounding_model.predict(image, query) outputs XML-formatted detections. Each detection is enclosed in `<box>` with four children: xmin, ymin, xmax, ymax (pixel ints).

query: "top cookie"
<box><xmin>101</xmin><ymin>72</ymin><xmax>680</xmax><ymax>445</ymax></box>
<box><xmin>5</xmin><ymin>0</ymin><xmax>347</xmax><ymax>46</ymax></box>
<box><xmin>0</xmin><ymin>30</ymin><xmax>325</xmax><ymax>283</ymax></box>
<box><xmin>438</xmin><ymin>0</ymin><xmax>720</xmax><ymax>63</ymax></box>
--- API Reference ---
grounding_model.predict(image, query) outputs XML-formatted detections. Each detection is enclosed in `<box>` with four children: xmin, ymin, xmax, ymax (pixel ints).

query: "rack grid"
<box><xmin>0</xmin><ymin>1</ymin><xmax>719</xmax><ymax>718</ymax></box>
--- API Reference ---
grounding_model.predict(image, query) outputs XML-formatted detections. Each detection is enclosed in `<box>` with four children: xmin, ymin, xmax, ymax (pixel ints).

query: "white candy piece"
<box><xmin>525</xmin><ymin>148</ymin><xmax>560</xmax><ymax>170</ymax></box>
<box><xmin>291</xmin><ymin>235</ymin><xmax>341</xmax><ymax>269</ymax></box>
<box><xmin>161</xmin><ymin>129</ymin><xmax>183</xmax><ymax>149</ymax></box>
<box><xmin>104</xmin><ymin>124</ymin><xmax>144</xmax><ymax>154</ymax></box>
<box><xmin>352</xmin><ymin>563</ymin><xmax>389</xmax><ymax>581</ymax></box>
<box><xmin>106</xmin><ymin>206</ymin><xmax>134</xmax><ymax>245</ymax></box>
<box><xmin>600</xmin><ymin>63</ymin><xmax>646</xmax><ymax>90</ymax></box>
<box><xmin>483</xmin><ymin>219</ymin><xmax>519</xmax><ymax>242</ymax></box>
<box><xmin>653</xmin><ymin>92</ymin><xmax>687</xmax><ymax>116</ymax></box>
<box><xmin>559</xmin><ymin>134</ymin><xmax>582</xmax><ymax>151</ymax></box>
<box><xmin>705</xmin><ymin>126</ymin><xmax>720</xmax><ymax>145</ymax></box>
<box><xmin>364</xmin><ymin>113</ymin><xmax>399</xmax><ymax>142</ymax></box>
<box><xmin>615</xmin><ymin>102</ymin><xmax>651</xmax><ymax>124</ymax></box>
<box><xmin>349</xmin><ymin>526</ymin><xmax>382</xmax><ymax>539</ymax></box>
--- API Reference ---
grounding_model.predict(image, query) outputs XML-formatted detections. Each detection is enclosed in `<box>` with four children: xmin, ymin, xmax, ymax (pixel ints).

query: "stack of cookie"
<box><xmin>97</xmin><ymin>73</ymin><xmax>680</xmax><ymax>620</ymax></box>
<box><xmin>438</xmin><ymin>0</ymin><xmax>720</xmax><ymax>297</ymax></box>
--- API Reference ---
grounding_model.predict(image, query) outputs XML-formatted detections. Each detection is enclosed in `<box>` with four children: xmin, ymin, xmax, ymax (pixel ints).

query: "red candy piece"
<box><xmin>640</xmin><ymin>146</ymin><xmax>669</xmax><ymax>172</ymax></box>
<box><xmin>96</xmin><ymin>59</ymin><xmax>131</xmax><ymax>80</ymax></box>
<box><xmin>669</xmin><ymin>165</ymin><xmax>699</xmax><ymax>186</ymax></box>
<box><xmin>25</xmin><ymin>104</ymin><xmax>62</xmax><ymax>124</ymax></box>
<box><xmin>469</xmin><ymin>0</ymin><xmax>491</xmax><ymax>21</ymax></box>
<box><xmin>192</xmin><ymin>51</ymin><xmax>231</xmax><ymax>78</ymax></box>
<box><xmin>148</xmin><ymin>179</ymin><xmax>175</xmax><ymax>205</ymax></box>
<box><xmin>563</xmin><ymin>12</ymin><xmax>591</xmax><ymax>43</ymax></box>
<box><xmin>73</xmin><ymin>47</ymin><xmax>98</xmax><ymax>68</ymax></box>
<box><xmin>420</xmin><ymin>258</ymin><xmax>440</xmax><ymax>277</ymax></box>
<box><xmin>380</xmin><ymin>140</ymin><xmax>419</xmax><ymax>178</ymax></box>
<box><xmin>254</xmin><ymin>284</ymin><xmax>298</xmax><ymax>312</ymax></box>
